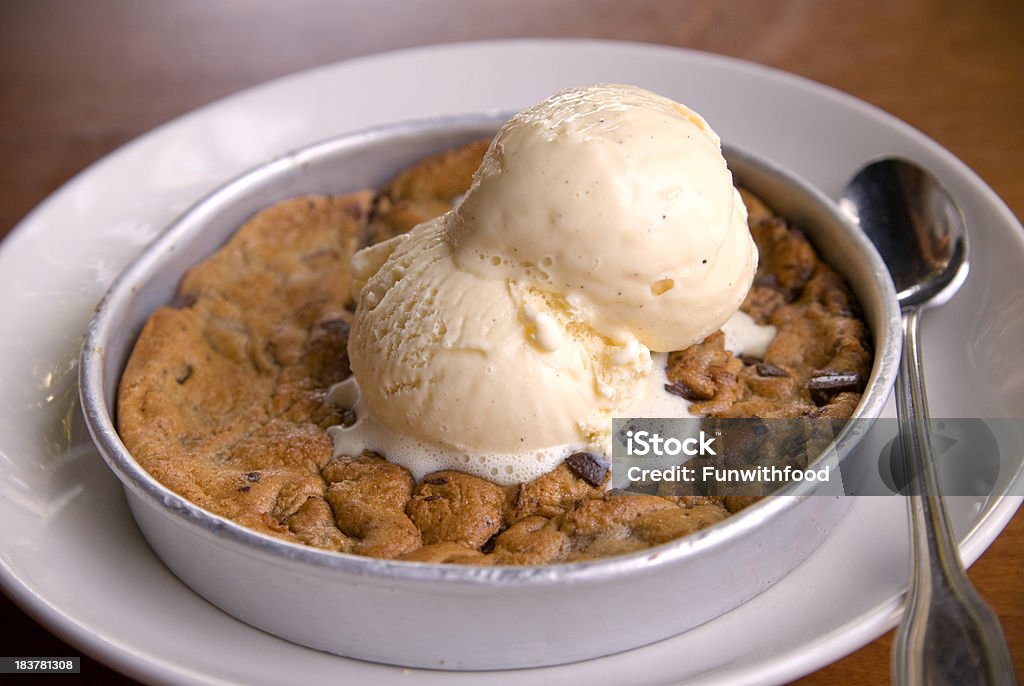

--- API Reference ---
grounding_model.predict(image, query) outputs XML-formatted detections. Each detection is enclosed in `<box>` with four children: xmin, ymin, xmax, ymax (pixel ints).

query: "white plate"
<box><xmin>0</xmin><ymin>39</ymin><xmax>1021</xmax><ymax>685</ymax></box>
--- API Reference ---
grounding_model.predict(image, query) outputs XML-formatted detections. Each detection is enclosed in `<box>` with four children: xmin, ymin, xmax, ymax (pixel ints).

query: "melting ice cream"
<box><xmin>331</xmin><ymin>84</ymin><xmax>761</xmax><ymax>485</ymax></box>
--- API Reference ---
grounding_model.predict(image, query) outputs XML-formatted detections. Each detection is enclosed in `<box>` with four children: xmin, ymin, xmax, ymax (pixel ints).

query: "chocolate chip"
<box><xmin>319</xmin><ymin>319</ymin><xmax>350</xmax><ymax>335</ymax></box>
<box><xmin>246</xmin><ymin>471</ymin><xmax>261</xmax><ymax>482</ymax></box>
<box><xmin>481</xmin><ymin>532</ymin><xmax>500</xmax><ymax>554</ymax></box>
<box><xmin>238</xmin><ymin>486</ymin><xmax>251</xmax><ymax>492</ymax></box>
<box><xmin>422</xmin><ymin>476</ymin><xmax>449</xmax><ymax>486</ymax></box>
<box><xmin>807</xmin><ymin>371</ymin><xmax>864</xmax><ymax>405</ymax></box>
<box><xmin>565</xmin><ymin>452</ymin><xmax>610</xmax><ymax>487</ymax></box>
<box><xmin>175</xmin><ymin>365</ymin><xmax>193</xmax><ymax>385</ymax></box>
<box><xmin>339</xmin><ymin>408</ymin><xmax>357</xmax><ymax>428</ymax></box>
<box><xmin>664</xmin><ymin>381</ymin><xmax>702</xmax><ymax>402</ymax></box>
<box><xmin>423</xmin><ymin>495</ymin><xmax>442</xmax><ymax>502</ymax></box>
<box><xmin>756</xmin><ymin>362</ymin><xmax>790</xmax><ymax>378</ymax></box>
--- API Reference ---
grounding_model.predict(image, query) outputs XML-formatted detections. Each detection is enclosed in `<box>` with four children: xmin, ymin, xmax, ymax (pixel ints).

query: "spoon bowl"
<box><xmin>840</xmin><ymin>159</ymin><xmax>969</xmax><ymax>308</ymax></box>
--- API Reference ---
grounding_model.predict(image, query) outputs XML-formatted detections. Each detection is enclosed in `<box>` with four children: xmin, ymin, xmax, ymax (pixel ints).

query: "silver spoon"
<box><xmin>841</xmin><ymin>159</ymin><xmax>1017</xmax><ymax>685</ymax></box>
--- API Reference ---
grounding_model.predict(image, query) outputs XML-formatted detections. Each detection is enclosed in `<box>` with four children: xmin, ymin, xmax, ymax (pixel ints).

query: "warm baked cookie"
<box><xmin>368</xmin><ymin>137</ymin><xmax>491</xmax><ymax>244</ymax></box>
<box><xmin>118</xmin><ymin>139</ymin><xmax>872</xmax><ymax>564</ymax></box>
<box><xmin>118</xmin><ymin>194</ymin><xmax>371</xmax><ymax>542</ymax></box>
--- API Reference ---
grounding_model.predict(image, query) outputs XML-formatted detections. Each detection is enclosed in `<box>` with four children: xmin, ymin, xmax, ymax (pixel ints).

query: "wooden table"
<box><xmin>1</xmin><ymin>1</ymin><xmax>1020</xmax><ymax>683</ymax></box>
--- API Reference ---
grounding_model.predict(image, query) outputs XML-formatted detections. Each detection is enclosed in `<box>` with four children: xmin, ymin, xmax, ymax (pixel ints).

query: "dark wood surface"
<box><xmin>1</xmin><ymin>1</ymin><xmax>1021</xmax><ymax>683</ymax></box>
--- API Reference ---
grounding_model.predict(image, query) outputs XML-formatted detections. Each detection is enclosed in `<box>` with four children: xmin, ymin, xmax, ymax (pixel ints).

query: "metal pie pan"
<box><xmin>80</xmin><ymin>114</ymin><xmax>900</xmax><ymax>670</ymax></box>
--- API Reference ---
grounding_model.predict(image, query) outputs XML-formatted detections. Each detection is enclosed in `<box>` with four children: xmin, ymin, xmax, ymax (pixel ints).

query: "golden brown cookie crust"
<box><xmin>118</xmin><ymin>194</ymin><xmax>370</xmax><ymax>543</ymax></box>
<box><xmin>368</xmin><ymin>137</ymin><xmax>491</xmax><ymax>244</ymax></box>
<box><xmin>118</xmin><ymin>140</ymin><xmax>873</xmax><ymax>564</ymax></box>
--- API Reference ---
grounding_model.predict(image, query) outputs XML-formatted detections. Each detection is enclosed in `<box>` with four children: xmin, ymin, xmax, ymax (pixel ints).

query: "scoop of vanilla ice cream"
<box><xmin>343</xmin><ymin>216</ymin><xmax>652</xmax><ymax>481</ymax></box>
<box><xmin>338</xmin><ymin>84</ymin><xmax>758</xmax><ymax>485</ymax></box>
<box><xmin>449</xmin><ymin>83</ymin><xmax>756</xmax><ymax>351</ymax></box>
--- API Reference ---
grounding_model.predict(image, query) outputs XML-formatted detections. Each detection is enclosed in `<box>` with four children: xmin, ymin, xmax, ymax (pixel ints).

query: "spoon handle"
<box><xmin>892</xmin><ymin>307</ymin><xmax>1018</xmax><ymax>685</ymax></box>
